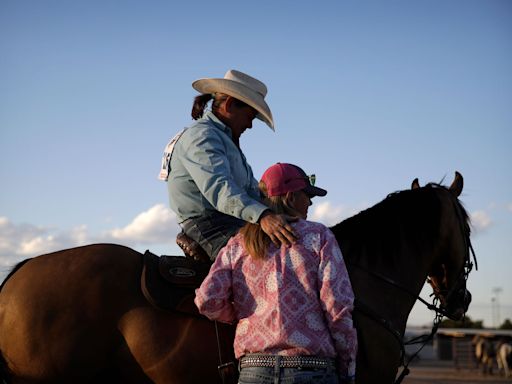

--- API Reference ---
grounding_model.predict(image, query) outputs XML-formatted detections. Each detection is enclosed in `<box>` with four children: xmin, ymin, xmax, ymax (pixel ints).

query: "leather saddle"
<box><xmin>141</xmin><ymin>250</ymin><xmax>211</xmax><ymax>315</ymax></box>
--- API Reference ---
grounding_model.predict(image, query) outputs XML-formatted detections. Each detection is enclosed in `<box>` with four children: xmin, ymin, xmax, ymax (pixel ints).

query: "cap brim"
<box><xmin>304</xmin><ymin>185</ymin><xmax>327</xmax><ymax>197</ymax></box>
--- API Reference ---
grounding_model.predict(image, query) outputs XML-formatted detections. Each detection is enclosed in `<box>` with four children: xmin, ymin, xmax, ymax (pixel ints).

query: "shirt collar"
<box><xmin>204</xmin><ymin>111</ymin><xmax>232</xmax><ymax>139</ymax></box>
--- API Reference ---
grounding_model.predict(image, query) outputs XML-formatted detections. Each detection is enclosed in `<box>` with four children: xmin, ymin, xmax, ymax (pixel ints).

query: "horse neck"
<box><xmin>331</xmin><ymin>189</ymin><xmax>443</xmax><ymax>327</ymax></box>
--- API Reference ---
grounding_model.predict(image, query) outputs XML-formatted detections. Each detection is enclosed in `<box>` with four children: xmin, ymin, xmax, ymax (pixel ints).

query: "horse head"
<box><xmin>413</xmin><ymin>172</ymin><xmax>474</xmax><ymax>321</ymax></box>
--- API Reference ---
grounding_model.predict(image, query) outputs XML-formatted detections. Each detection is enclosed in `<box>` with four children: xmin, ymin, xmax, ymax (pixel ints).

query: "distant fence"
<box><xmin>434</xmin><ymin>328</ymin><xmax>512</xmax><ymax>371</ymax></box>
<box><xmin>406</xmin><ymin>327</ymin><xmax>512</xmax><ymax>369</ymax></box>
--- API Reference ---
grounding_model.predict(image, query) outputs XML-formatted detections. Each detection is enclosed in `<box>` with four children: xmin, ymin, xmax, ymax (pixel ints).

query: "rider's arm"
<box><xmin>180</xmin><ymin>127</ymin><xmax>268</xmax><ymax>223</ymax></box>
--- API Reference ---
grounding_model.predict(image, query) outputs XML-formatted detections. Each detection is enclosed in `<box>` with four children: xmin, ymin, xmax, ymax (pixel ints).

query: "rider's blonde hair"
<box><xmin>240</xmin><ymin>181</ymin><xmax>302</xmax><ymax>260</ymax></box>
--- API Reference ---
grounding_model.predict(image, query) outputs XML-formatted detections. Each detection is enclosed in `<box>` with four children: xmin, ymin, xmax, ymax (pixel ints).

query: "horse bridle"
<box><xmin>427</xmin><ymin>247</ymin><xmax>474</xmax><ymax>314</ymax></box>
<box><xmin>427</xmin><ymin>196</ymin><xmax>477</xmax><ymax>315</ymax></box>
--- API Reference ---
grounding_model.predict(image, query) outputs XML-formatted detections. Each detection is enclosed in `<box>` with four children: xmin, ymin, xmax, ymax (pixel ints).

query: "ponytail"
<box><xmin>192</xmin><ymin>93</ymin><xmax>248</xmax><ymax>120</ymax></box>
<box><xmin>191</xmin><ymin>94</ymin><xmax>213</xmax><ymax>120</ymax></box>
<box><xmin>240</xmin><ymin>182</ymin><xmax>302</xmax><ymax>260</ymax></box>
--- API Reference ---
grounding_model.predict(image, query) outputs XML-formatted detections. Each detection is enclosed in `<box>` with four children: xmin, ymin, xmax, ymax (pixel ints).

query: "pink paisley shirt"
<box><xmin>194</xmin><ymin>219</ymin><xmax>357</xmax><ymax>377</ymax></box>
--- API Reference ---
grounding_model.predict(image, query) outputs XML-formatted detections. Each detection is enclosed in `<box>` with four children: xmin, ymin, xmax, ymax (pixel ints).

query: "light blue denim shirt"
<box><xmin>167</xmin><ymin>111</ymin><xmax>268</xmax><ymax>224</ymax></box>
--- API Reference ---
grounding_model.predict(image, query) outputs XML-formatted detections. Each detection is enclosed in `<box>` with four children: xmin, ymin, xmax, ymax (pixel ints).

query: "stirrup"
<box><xmin>176</xmin><ymin>232</ymin><xmax>210</xmax><ymax>263</ymax></box>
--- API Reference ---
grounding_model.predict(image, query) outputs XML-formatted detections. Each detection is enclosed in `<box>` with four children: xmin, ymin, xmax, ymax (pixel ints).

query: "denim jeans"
<box><xmin>180</xmin><ymin>210</ymin><xmax>245</xmax><ymax>260</ymax></box>
<box><xmin>238</xmin><ymin>366</ymin><xmax>339</xmax><ymax>384</ymax></box>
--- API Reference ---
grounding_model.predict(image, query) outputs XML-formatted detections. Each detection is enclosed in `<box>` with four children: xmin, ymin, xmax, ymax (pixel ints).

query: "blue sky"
<box><xmin>1</xmin><ymin>0</ymin><xmax>511</xmax><ymax>327</ymax></box>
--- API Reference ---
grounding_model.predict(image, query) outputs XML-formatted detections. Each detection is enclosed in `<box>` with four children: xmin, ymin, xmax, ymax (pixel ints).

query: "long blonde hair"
<box><xmin>240</xmin><ymin>181</ymin><xmax>302</xmax><ymax>260</ymax></box>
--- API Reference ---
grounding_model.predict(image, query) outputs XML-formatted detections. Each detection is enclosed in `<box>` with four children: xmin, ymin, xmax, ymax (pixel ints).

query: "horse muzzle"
<box><xmin>444</xmin><ymin>288</ymin><xmax>472</xmax><ymax>321</ymax></box>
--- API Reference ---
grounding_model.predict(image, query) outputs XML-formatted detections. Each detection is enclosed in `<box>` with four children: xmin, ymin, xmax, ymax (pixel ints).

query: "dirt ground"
<box><xmin>401</xmin><ymin>360</ymin><xmax>512</xmax><ymax>384</ymax></box>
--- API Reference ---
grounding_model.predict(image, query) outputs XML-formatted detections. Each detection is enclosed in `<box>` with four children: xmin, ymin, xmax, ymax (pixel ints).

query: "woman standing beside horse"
<box><xmin>195</xmin><ymin>163</ymin><xmax>357</xmax><ymax>384</ymax></box>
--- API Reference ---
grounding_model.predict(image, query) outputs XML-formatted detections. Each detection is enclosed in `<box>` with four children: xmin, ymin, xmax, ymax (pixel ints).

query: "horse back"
<box><xmin>1</xmin><ymin>243</ymin><xmax>142</xmax><ymax>297</ymax></box>
<box><xmin>0</xmin><ymin>244</ymin><xmax>145</xmax><ymax>380</ymax></box>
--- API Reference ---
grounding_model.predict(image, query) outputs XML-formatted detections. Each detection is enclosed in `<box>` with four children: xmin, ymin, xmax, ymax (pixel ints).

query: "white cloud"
<box><xmin>0</xmin><ymin>204</ymin><xmax>181</xmax><ymax>272</ymax></box>
<box><xmin>310</xmin><ymin>201</ymin><xmax>364</xmax><ymax>227</ymax></box>
<box><xmin>470</xmin><ymin>210</ymin><xmax>492</xmax><ymax>233</ymax></box>
<box><xmin>107</xmin><ymin>204</ymin><xmax>180</xmax><ymax>244</ymax></box>
<box><xmin>0</xmin><ymin>217</ymin><xmax>90</xmax><ymax>269</ymax></box>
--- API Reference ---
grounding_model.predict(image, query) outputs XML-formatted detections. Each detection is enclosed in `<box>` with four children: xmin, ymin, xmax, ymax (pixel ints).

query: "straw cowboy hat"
<box><xmin>192</xmin><ymin>69</ymin><xmax>274</xmax><ymax>130</ymax></box>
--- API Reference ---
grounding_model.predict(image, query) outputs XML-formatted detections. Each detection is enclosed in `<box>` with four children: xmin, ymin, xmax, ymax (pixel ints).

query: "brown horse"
<box><xmin>0</xmin><ymin>173</ymin><xmax>474</xmax><ymax>384</ymax></box>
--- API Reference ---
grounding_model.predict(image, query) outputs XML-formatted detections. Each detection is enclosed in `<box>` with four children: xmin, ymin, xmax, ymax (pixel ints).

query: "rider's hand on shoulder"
<box><xmin>258</xmin><ymin>210</ymin><xmax>298</xmax><ymax>247</ymax></box>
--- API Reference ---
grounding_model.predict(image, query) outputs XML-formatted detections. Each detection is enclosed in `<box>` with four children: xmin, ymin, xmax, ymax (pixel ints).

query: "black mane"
<box><xmin>330</xmin><ymin>183</ymin><xmax>470</xmax><ymax>265</ymax></box>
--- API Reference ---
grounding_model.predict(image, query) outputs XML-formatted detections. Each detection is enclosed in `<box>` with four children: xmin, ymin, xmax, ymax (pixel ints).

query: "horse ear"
<box><xmin>411</xmin><ymin>178</ymin><xmax>420</xmax><ymax>190</ymax></box>
<box><xmin>449</xmin><ymin>171</ymin><xmax>463</xmax><ymax>197</ymax></box>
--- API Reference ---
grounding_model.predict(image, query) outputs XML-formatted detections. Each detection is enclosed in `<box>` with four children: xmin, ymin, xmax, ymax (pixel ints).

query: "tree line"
<box><xmin>439</xmin><ymin>316</ymin><xmax>512</xmax><ymax>330</ymax></box>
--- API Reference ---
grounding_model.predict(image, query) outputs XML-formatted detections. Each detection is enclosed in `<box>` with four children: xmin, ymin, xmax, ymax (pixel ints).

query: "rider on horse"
<box><xmin>160</xmin><ymin>69</ymin><xmax>296</xmax><ymax>261</ymax></box>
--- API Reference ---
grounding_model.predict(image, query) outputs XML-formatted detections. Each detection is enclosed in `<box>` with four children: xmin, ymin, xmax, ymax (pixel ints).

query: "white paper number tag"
<box><xmin>158</xmin><ymin>128</ymin><xmax>186</xmax><ymax>181</ymax></box>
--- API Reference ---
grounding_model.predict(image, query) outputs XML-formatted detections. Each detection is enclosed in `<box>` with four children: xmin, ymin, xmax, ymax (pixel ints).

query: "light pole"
<box><xmin>491</xmin><ymin>297</ymin><xmax>496</xmax><ymax>328</ymax></box>
<box><xmin>492</xmin><ymin>287</ymin><xmax>503</xmax><ymax>328</ymax></box>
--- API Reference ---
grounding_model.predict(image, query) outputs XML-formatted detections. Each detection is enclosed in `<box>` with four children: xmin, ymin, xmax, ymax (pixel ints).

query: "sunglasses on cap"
<box><xmin>285</xmin><ymin>174</ymin><xmax>316</xmax><ymax>186</ymax></box>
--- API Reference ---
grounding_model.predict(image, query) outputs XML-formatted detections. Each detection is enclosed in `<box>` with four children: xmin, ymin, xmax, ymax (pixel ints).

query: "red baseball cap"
<box><xmin>261</xmin><ymin>163</ymin><xmax>327</xmax><ymax>198</ymax></box>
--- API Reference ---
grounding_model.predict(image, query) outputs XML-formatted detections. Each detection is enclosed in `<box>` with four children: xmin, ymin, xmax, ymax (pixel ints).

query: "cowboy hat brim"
<box><xmin>192</xmin><ymin>78</ymin><xmax>274</xmax><ymax>130</ymax></box>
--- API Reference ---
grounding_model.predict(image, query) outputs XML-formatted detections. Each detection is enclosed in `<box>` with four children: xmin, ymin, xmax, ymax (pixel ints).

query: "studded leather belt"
<box><xmin>240</xmin><ymin>354</ymin><xmax>335</xmax><ymax>369</ymax></box>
